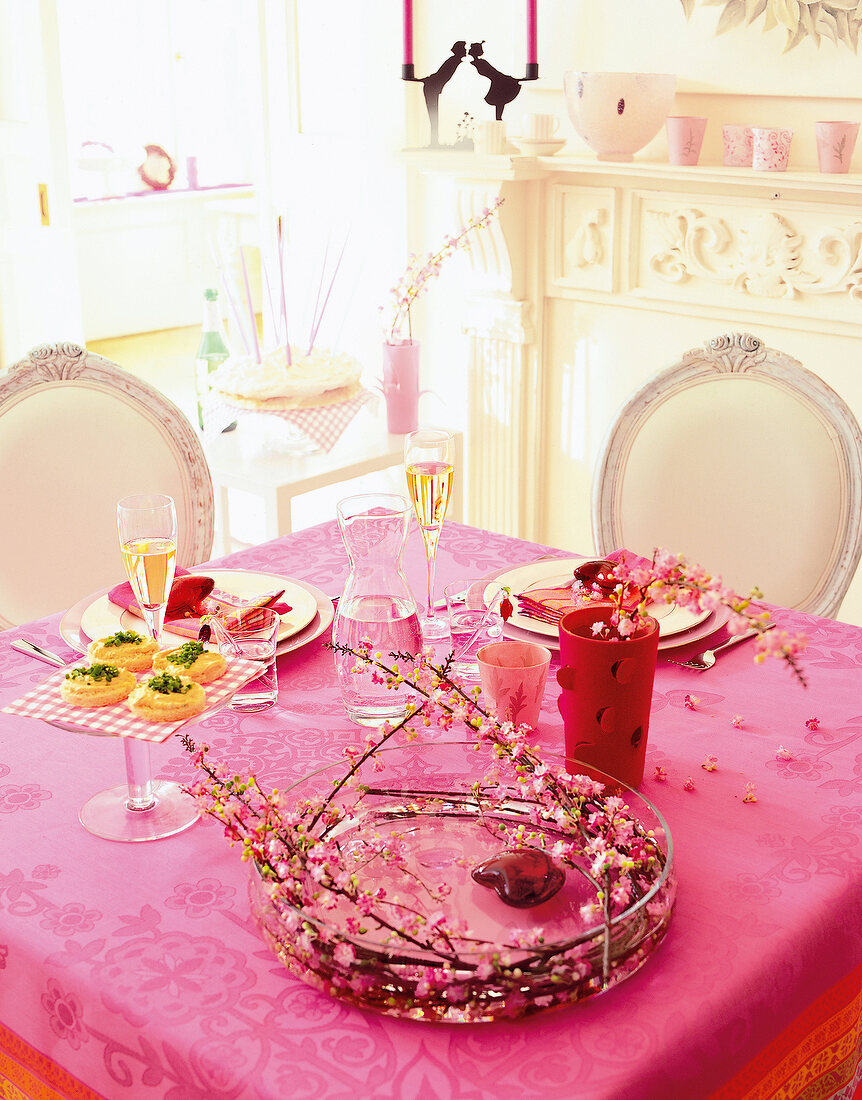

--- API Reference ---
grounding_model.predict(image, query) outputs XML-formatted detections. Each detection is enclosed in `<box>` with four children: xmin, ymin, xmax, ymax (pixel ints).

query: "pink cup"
<box><xmin>666</xmin><ymin>116</ymin><xmax>707</xmax><ymax>166</ymax></box>
<box><xmin>815</xmin><ymin>121</ymin><xmax>859</xmax><ymax>174</ymax></box>
<box><xmin>752</xmin><ymin>127</ymin><xmax>793</xmax><ymax>172</ymax></box>
<box><xmin>722</xmin><ymin>124</ymin><xmax>753</xmax><ymax>167</ymax></box>
<box><xmin>477</xmin><ymin>640</ymin><xmax>551</xmax><ymax>729</ymax></box>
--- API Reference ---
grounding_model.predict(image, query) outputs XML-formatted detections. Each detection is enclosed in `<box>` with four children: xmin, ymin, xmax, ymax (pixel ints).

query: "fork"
<box><xmin>664</xmin><ymin>624</ymin><xmax>775</xmax><ymax>671</ymax></box>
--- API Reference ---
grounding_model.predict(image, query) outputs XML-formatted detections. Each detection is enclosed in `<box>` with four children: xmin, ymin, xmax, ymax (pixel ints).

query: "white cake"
<box><xmin>211</xmin><ymin>346</ymin><xmax>362</xmax><ymax>410</ymax></box>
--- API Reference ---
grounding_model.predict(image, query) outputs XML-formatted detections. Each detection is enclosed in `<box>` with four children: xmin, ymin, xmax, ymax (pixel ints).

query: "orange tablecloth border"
<box><xmin>710</xmin><ymin>963</ymin><xmax>862</xmax><ymax>1100</ymax></box>
<box><xmin>0</xmin><ymin>1020</ymin><xmax>105</xmax><ymax>1100</ymax></box>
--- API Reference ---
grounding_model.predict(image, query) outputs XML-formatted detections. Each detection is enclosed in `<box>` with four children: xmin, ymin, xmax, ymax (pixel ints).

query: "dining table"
<box><xmin>0</xmin><ymin>518</ymin><xmax>860</xmax><ymax>1100</ymax></box>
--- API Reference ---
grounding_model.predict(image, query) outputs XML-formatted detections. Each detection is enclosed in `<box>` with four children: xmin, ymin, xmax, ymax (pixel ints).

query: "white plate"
<box><xmin>511</xmin><ymin>137</ymin><xmax>567</xmax><ymax>156</ymax></box>
<box><xmin>504</xmin><ymin>605</ymin><xmax>731</xmax><ymax>653</ymax></box>
<box><xmin>487</xmin><ymin>557</ymin><xmax>712</xmax><ymax>644</ymax></box>
<box><xmin>60</xmin><ymin>570</ymin><xmax>328</xmax><ymax>656</ymax></box>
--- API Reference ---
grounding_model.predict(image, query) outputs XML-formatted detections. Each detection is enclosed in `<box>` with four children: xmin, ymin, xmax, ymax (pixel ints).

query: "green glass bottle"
<box><xmin>195</xmin><ymin>288</ymin><xmax>235</xmax><ymax>431</ymax></box>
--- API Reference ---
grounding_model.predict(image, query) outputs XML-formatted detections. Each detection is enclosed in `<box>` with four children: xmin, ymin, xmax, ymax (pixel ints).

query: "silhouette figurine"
<box><xmin>406</xmin><ymin>41</ymin><xmax>467</xmax><ymax>147</ymax></box>
<box><xmin>469</xmin><ymin>41</ymin><xmax>522</xmax><ymax>121</ymax></box>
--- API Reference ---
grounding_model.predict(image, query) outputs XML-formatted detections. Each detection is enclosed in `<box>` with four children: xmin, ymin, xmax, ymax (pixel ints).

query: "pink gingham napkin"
<box><xmin>216</xmin><ymin>390</ymin><xmax>375</xmax><ymax>453</ymax></box>
<box><xmin>1</xmin><ymin>656</ymin><xmax>262</xmax><ymax>745</ymax></box>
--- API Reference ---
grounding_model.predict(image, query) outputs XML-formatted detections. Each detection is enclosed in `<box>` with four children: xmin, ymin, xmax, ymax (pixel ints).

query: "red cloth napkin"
<box><xmin>515</xmin><ymin>550</ymin><xmax>650</xmax><ymax>626</ymax></box>
<box><xmin>107</xmin><ymin>568</ymin><xmax>291</xmax><ymax>639</ymax></box>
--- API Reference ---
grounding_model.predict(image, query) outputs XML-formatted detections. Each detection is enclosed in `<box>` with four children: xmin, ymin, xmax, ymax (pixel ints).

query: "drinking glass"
<box><xmin>444</xmin><ymin>577</ymin><xmax>504</xmax><ymax>682</ymax></box>
<box><xmin>214</xmin><ymin>606</ymin><xmax>281</xmax><ymax>712</ymax></box>
<box><xmin>404</xmin><ymin>428</ymin><xmax>455</xmax><ymax>642</ymax></box>
<box><xmin>77</xmin><ymin>493</ymin><xmax>199</xmax><ymax>842</ymax></box>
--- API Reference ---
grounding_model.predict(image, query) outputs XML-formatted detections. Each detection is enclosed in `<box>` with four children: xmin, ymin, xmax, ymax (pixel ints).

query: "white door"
<box><xmin>0</xmin><ymin>0</ymin><xmax>83</xmax><ymax>368</ymax></box>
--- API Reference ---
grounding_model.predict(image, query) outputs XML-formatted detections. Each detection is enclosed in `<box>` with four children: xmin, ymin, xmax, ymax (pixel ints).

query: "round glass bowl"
<box><xmin>248</xmin><ymin>741</ymin><xmax>676</xmax><ymax>1023</ymax></box>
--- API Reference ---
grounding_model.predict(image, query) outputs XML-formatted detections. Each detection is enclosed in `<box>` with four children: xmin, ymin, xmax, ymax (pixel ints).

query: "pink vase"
<box><xmin>382</xmin><ymin>341</ymin><xmax>420</xmax><ymax>434</ymax></box>
<box><xmin>556</xmin><ymin>606</ymin><xmax>659</xmax><ymax>790</ymax></box>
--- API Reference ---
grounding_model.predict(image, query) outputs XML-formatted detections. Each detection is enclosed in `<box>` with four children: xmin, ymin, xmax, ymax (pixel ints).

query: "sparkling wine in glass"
<box><xmin>118</xmin><ymin>495</ymin><xmax>177</xmax><ymax>643</ymax></box>
<box><xmin>404</xmin><ymin>429</ymin><xmax>455</xmax><ymax>642</ymax></box>
<box><xmin>77</xmin><ymin>493</ymin><xmax>199</xmax><ymax>842</ymax></box>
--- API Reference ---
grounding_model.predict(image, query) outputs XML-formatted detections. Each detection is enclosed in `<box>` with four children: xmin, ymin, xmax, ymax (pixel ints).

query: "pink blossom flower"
<box><xmin>333</xmin><ymin>942</ymin><xmax>356</xmax><ymax>968</ymax></box>
<box><xmin>743</xmin><ymin>782</ymin><xmax>758</xmax><ymax>803</ymax></box>
<box><xmin>701</xmin><ymin>755</ymin><xmax>718</xmax><ymax>772</ymax></box>
<box><xmin>683</xmin><ymin>777</ymin><xmax>696</xmax><ymax>791</ymax></box>
<box><xmin>684</xmin><ymin>694</ymin><xmax>699</xmax><ymax>710</ymax></box>
<box><xmin>653</xmin><ymin>765</ymin><xmax>668</xmax><ymax>782</ymax></box>
<box><xmin>805</xmin><ymin>717</ymin><xmax>820</xmax><ymax>731</ymax></box>
<box><xmin>775</xmin><ymin>745</ymin><xmax>795</xmax><ymax>761</ymax></box>
<box><xmin>730</xmin><ymin>715</ymin><xmax>744</xmax><ymax>729</ymax></box>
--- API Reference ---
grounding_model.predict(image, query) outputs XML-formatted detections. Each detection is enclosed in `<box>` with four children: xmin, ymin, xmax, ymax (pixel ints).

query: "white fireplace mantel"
<box><xmin>405</xmin><ymin>149</ymin><xmax>862</xmax><ymax>624</ymax></box>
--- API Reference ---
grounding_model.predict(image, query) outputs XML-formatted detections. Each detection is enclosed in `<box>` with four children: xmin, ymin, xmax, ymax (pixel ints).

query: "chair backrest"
<box><xmin>0</xmin><ymin>342</ymin><xmax>214</xmax><ymax>628</ymax></box>
<box><xmin>592</xmin><ymin>332</ymin><xmax>862</xmax><ymax>619</ymax></box>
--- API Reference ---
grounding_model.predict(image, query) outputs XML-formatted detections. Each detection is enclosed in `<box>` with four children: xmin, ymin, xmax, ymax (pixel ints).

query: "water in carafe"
<box><xmin>332</xmin><ymin>494</ymin><xmax>421</xmax><ymax>726</ymax></box>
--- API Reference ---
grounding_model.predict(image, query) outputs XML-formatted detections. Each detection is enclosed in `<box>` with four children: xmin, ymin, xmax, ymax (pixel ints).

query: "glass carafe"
<box><xmin>332</xmin><ymin>493</ymin><xmax>421</xmax><ymax>726</ymax></box>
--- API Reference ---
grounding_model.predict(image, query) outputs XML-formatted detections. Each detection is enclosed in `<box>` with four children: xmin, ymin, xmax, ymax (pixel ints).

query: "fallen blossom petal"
<box><xmin>805</xmin><ymin>717</ymin><xmax>820</xmax><ymax>731</ymax></box>
<box><xmin>653</xmin><ymin>765</ymin><xmax>668</xmax><ymax>782</ymax></box>
<box><xmin>701</xmin><ymin>755</ymin><xmax>718</xmax><ymax>772</ymax></box>
<box><xmin>684</xmin><ymin>694</ymin><xmax>700</xmax><ymax>710</ymax></box>
<box><xmin>743</xmin><ymin>782</ymin><xmax>758</xmax><ymax>803</ymax></box>
<box><xmin>683</xmin><ymin>776</ymin><xmax>696</xmax><ymax>791</ymax></box>
<box><xmin>730</xmin><ymin>715</ymin><xmax>744</xmax><ymax>729</ymax></box>
<box><xmin>775</xmin><ymin>745</ymin><xmax>795</xmax><ymax>761</ymax></box>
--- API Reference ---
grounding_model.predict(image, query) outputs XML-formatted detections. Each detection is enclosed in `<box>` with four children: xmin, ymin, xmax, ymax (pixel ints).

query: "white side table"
<box><xmin>203</xmin><ymin>406</ymin><xmax>464</xmax><ymax>552</ymax></box>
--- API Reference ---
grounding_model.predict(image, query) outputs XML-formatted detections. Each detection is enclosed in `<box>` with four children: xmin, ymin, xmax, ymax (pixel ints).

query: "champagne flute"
<box><xmin>404</xmin><ymin>428</ymin><xmax>455</xmax><ymax>642</ymax></box>
<box><xmin>118</xmin><ymin>493</ymin><xmax>178</xmax><ymax>643</ymax></box>
<box><xmin>78</xmin><ymin>493</ymin><xmax>199</xmax><ymax>842</ymax></box>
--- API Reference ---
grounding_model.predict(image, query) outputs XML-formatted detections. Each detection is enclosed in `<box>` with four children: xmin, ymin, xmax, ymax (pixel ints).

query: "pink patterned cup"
<box><xmin>815</xmin><ymin>121</ymin><xmax>859</xmax><ymax>174</ymax></box>
<box><xmin>722</xmin><ymin>124</ymin><xmax>753</xmax><ymax>167</ymax></box>
<box><xmin>477</xmin><ymin>640</ymin><xmax>551</xmax><ymax>730</ymax></box>
<box><xmin>752</xmin><ymin>127</ymin><xmax>793</xmax><ymax>172</ymax></box>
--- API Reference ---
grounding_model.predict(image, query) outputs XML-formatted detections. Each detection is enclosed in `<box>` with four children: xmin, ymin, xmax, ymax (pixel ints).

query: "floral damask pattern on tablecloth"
<box><xmin>0</xmin><ymin>521</ymin><xmax>860</xmax><ymax>1100</ymax></box>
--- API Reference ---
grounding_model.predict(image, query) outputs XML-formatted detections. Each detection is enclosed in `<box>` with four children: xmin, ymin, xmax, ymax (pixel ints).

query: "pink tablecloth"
<box><xmin>1</xmin><ymin>521</ymin><xmax>860</xmax><ymax>1100</ymax></box>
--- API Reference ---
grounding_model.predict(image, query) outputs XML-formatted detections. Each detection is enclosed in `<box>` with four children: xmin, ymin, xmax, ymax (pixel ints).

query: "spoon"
<box><xmin>12</xmin><ymin>639</ymin><xmax>69</xmax><ymax>668</ymax></box>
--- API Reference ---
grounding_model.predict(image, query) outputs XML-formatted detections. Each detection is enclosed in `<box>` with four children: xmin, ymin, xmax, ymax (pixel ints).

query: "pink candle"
<box><xmin>527</xmin><ymin>0</ymin><xmax>537</xmax><ymax>66</ymax></box>
<box><xmin>403</xmin><ymin>0</ymin><xmax>413</xmax><ymax>67</ymax></box>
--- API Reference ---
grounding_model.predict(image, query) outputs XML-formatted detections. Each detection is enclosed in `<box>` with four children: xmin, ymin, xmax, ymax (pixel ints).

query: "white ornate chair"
<box><xmin>592</xmin><ymin>332</ymin><xmax>862</xmax><ymax>619</ymax></box>
<box><xmin>0</xmin><ymin>342</ymin><xmax>214</xmax><ymax>628</ymax></box>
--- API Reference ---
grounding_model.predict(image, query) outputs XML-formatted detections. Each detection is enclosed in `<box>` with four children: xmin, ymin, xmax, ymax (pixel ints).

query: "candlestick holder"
<box><xmin>401</xmin><ymin>0</ymin><xmax>539</xmax><ymax>148</ymax></box>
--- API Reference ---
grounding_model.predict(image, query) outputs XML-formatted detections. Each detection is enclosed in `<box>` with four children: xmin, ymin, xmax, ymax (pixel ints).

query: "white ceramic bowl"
<box><xmin>563</xmin><ymin>72</ymin><xmax>676</xmax><ymax>161</ymax></box>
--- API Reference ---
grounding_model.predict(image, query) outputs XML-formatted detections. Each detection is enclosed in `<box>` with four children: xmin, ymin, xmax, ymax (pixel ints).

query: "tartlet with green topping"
<box><xmin>87</xmin><ymin>629</ymin><xmax>159</xmax><ymax>672</ymax></box>
<box><xmin>152</xmin><ymin>640</ymin><xmax>227</xmax><ymax>684</ymax></box>
<box><xmin>127</xmin><ymin>672</ymin><xmax>207</xmax><ymax>723</ymax></box>
<box><xmin>61</xmin><ymin>663</ymin><xmax>137</xmax><ymax>708</ymax></box>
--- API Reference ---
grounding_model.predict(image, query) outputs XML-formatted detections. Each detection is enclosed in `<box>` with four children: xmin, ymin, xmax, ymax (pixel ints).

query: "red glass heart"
<box><xmin>472</xmin><ymin>848</ymin><xmax>565</xmax><ymax>908</ymax></box>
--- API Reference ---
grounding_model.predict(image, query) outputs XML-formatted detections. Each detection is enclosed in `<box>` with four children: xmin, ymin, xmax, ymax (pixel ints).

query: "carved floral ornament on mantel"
<box><xmin>649</xmin><ymin>207</ymin><xmax>862</xmax><ymax>299</ymax></box>
<box><xmin>681</xmin><ymin>0</ymin><xmax>862</xmax><ymax>52</ymax></box>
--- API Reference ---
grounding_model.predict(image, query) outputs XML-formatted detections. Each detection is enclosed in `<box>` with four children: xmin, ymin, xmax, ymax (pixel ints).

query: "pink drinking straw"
<box><xmin>527</xmin><ymin>0</ymin><xmax>537</xmax><ymax>65</ymax></box>
<box><xmin>307</xmin><ymin>234</ymin><xmax>349</xmax><ymax>354</ymax></box>
<box><xmin>210</xmin><ymin>242</ymin><xmax>250</xmax><ymax>355</ymax></box>
<box><xmin>240</xmin><ymin>246</ymin><xmax>261</xmax><ymax>363</ymax></box>
<box><xmin>277</xmin><ymin>217</ymin><xmax>291</xmax><ymax>365</ymax></box>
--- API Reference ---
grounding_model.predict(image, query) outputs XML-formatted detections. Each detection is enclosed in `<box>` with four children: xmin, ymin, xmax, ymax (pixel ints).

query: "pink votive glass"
<box><xmin>751</xmin><ymin>127</ymin><xmax>793</xmax><ymax>172</ymax></box>
<box><xmin>722</xmin><ymin>124</ymin><xmax>753</xmax><ymax>167</ymax></box>
<box><xmin>815</xmin><ymin>121</ymin><xmax>859</xmax><ymax>174</ymax></box>
<box><xmin>477</xmin><ymin>640</ymin><xmax>551</xmax><ymax>729</ymax></box>
<box><xmin>666</xmin><ymin>116</ymin><xmax>707</xmax><ymax>166</ymax></box>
